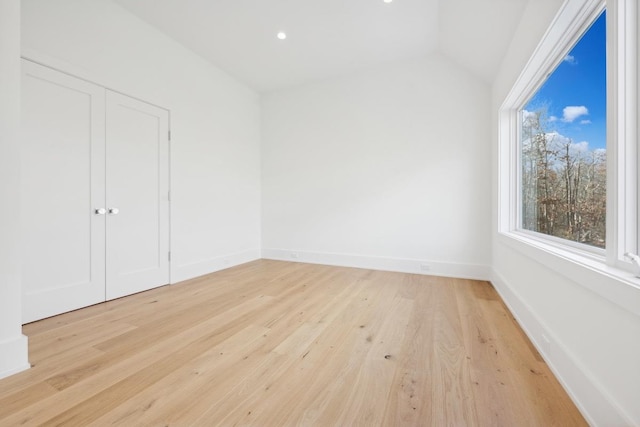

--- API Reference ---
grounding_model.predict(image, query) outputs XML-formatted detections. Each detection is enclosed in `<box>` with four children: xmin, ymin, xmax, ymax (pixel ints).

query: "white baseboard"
<box><xmin>262</xmin><ymin>248</ymin><xmax>491</xmax><ymax>281</ymax></box>
<box><xmin>491</xmin><ymin>269</ymin><xmax>635</xmax><ymax>427</ymax></box>
<box><xmin>171</xmin><ymin>249</ymin><xmax>261</xmax><ymax>283</ymax></box>
<box><xmin>0</xmin><ymin>334</ymin><xmax>29</xmax><ymax>380</ymax></box>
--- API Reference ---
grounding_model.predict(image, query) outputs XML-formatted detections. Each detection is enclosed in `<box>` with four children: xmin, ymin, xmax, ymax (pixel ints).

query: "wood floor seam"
<box><xmin>0</xmin><ymin>260</ymin><xmax>586</xmax><ymax>426</ymax></box>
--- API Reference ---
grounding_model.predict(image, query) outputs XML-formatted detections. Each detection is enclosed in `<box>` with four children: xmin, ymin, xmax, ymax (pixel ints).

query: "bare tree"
<box><xmin>521</xmin><ymin>109</ymin><xmax>606</xmax><ymax>248</ymax></box>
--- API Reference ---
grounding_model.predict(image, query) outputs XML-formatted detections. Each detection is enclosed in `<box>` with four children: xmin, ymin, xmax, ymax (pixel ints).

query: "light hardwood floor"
<box><xmin>0</xmin><ymin>260</ymin><xmax>586</xmax><ymax>426</ymax></box>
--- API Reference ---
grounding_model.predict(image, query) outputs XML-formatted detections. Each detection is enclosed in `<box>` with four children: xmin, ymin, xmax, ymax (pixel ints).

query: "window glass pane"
<box><xmin>520</xmin><ymin>11</ymin><xmax>606</xmax><ymax>248</ymax></box>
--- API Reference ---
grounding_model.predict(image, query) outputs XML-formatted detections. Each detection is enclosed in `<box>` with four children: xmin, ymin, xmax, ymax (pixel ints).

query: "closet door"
<box><xmin>105</xmin><ymin>91</ymin><xmax>170</xmax><ymax>300</ymax></box>
<box><xmin>21</xmin><ymin>60</ymin><xmax>106</xmax><ymax>323</ymax></box>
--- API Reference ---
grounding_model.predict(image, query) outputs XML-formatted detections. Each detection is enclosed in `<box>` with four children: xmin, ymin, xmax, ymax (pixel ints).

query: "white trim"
<box><xmin>262</xmin><ymin>248</ymin><xmax>491</xmax><ymax>281</ymax></box>
<box><xmin>498</xmin><ymin>232</ymin><xmax>640</xmax><ymax>316</ymax></box>
<box><xmin>499</xmin><ymin>0</ymin><xmax>640</xmax><ymax>287</ymax></box>
<box><xmin>637</xmin><ymin>0</ymin><xmax>640</xmax><ymax>252</ymax></box>
<box><xmin>607</xmin><ymin>0</ymin><xmax>638</xmax><ymax>268</ymax></box>
<box><xmin>0</xmin><ymin>335</ymin><xmax>29</xmax><ymax>380</ymax></box>
<box><xmin>506</xmin><ymin>0</ymin><xmax>606</xmax><ymax>246</ymax></box>
<box><xmin>501</xmin><ymin>0</ymin><xmax>605</xmax><ymax>111</ymax></box>
<box><xmin>20</xmin><ymin>49</ymin><xmax>169</xmax><ymax>112</ymax></box>
<box><xmin>499</xmin><ymin>0</ymin><xmax>605</xmax><ymax>237</ymax></box>
<box><xmin>517</xmin><ymin>228</ymin><xmax>606</xmax><ymax>259</ymax></box>
<box><xmin>491</xmin><ymin>268</ymin><xmax>636</xmax><ymax>427</ymax></box>
<box><xmin>171</xmin><ymin>249</ymin><xmax>261</xmax><ymax>283</ymax></box>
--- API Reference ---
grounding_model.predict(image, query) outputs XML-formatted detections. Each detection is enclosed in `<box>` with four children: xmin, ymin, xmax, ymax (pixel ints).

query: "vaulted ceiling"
<box><xmin>113</xmin><ymin>0</ymin><xmax>529</xmax><ymax>92</ymax></box>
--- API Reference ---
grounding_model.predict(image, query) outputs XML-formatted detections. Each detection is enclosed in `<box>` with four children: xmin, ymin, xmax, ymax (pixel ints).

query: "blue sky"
<box><xmin>525</xmin><ymin>11</ymin><xmax>606</xmax><ymax>150</ymax></box>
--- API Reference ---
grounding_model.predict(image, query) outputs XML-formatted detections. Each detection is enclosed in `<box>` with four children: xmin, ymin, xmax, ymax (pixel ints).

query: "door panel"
<box><xmin>105</xmin><ymin>91</ymin><xmax>170</xmax><ymax>300</ymax></box>
<box><xmin>21</xmin><ymin>60</ymin><xmax>106</xmax><ymax>323</ymax></box>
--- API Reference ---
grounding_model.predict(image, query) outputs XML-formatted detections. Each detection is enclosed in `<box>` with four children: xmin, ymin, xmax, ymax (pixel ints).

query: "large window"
<box><xmin>499</xmin><ymin>0</ymin><xmax>639</xmax><ymax>276</ymax></box>
<box><xmin>520</xmin><ymin>12</ymin><xmax>607</xmax><ymax>249</ymax></box>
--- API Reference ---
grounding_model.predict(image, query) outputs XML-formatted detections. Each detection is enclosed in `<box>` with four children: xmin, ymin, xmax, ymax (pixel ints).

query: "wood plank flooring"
<box><xmin>0</xmin><ymin>260</ymin><xmax>587</xmax><ymax>426</ymax></box>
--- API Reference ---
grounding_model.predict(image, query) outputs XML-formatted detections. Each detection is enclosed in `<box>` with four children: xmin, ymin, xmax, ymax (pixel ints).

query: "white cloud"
<box><xmin>522</xmin><ymin>109</ymin><xmax>539</xmax><ymax>127</ymax></box>
<box><xmin>522</xmin><ymin>130</ymin><xmax>602</xmax><ymax>167</ymax></box>
<box><xmin>522</xmin><ymin>109</ymin><xmax>537</xmax><ymax>121</ymax></box>
<box><xmin>546</xmin><ymin>131</ymin><xmax>569</xmax><ymax>144</ymax></box>
<box><xmin>562</xmin><ymin>105</ymin><xmax>589</xmax><ymax>123</ymax></box>
<box><xmin>522</xmin><ymin>110</ymin><xmax>559</xmax><ymax>126</ymax></box>
<box><xmin>564</xmin><ymin>55</ymin><xmax>577</xmax><ymax>64</ymax></box>
<box><xmin>580</xmin><ymin>119</ymin><xmax>592</xmax><ymax>125</ymax></box>
<box><xmin>570</xmin><ymin>141</ymin><xmax>590</xmax><ymax>153</ymax></box>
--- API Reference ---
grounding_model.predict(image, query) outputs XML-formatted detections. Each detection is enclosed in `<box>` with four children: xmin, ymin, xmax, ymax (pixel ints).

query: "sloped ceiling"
<box><xmin>113</xmin><ymin>0</ymin><xmax>529</xmax><ymax>92</ymax></box>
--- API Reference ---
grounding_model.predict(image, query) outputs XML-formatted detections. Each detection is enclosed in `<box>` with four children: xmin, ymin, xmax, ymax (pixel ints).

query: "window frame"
<box><xmin>513</xmin><ymin>7</ymin><xmax>611</xmax><ymax>261</ymax></box>
<box><xmin>607</xmin><ymin>0</ymin><xmax>638</xmax><ymax>270</ymax></box>
<box><xmin>498</xmin><ymin>0</ymin><xmax>640</xmax><ymax>290</ymax></box>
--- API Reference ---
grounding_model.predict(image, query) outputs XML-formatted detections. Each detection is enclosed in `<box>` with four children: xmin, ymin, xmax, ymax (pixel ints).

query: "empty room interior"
<box><xmin>0</xmin><ymin>0</ymin><xmax>639</xmax><ymax>425</ymax></box>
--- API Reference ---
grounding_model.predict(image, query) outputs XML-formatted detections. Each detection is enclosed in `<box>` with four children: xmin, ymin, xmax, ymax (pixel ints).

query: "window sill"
<box><xmin>497</xmin><ymin>231</ymin><xmax>640</xmax><ymax>316</ymax></box>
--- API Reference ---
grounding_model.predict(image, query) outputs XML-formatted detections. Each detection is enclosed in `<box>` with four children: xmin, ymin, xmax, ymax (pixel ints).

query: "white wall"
<box><xmin>0</xmin><ymin>0</ymin><xmax>30</xmax><ymax>379</ymax></box>
<box><xmin>21</xmin><ymin>0</ymin><xmax>262</xmax><ymax>283</ymax></box>
<box><xmin>17</xmin><ymin>3</ymin><xmax>638</xmax><ymax>424</ymax></box>
<box><xmin>262</xmin><ymin>54</ymin><xmax>491</xmax><ymax>279</ymax></box>
<box><xmin>491</xmin><ymin>0</ymin><xmax>640</xmax><ymax>425</ymax></box>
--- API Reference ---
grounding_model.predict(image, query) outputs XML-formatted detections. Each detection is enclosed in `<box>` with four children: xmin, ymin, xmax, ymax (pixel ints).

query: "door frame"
<box><xmin>21</xmin><ymin>57</ymin><xmax>172</xmax><ymax>322</ymax></box>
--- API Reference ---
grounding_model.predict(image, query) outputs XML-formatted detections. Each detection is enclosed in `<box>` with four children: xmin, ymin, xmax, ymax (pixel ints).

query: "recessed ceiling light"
<box><xmin>383</xmin><ymin>0</ymin><xmax>393</xmax><ymax>3</ymax></box>
<box><xmin>277</xmin><ymin>32</ymin><xmax>287</xmax><ymax>40</ymax></box>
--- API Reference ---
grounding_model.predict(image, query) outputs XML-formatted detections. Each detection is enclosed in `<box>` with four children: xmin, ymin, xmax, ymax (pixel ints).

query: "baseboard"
<box><xmin>262</xmin><ymin>248</ymin><xmax>491</xmax><ymax>281</ymax></box>
<box><xmin>0</xmin><ymin>334</ymin><xmax>30</xmax><ymax>380</ymax></box>
<box><xmin>171</xmin><ymin>249</ymin><xmax>261</xmax><ymax>283</ymax></box>
<box><xmin>491</xmin><ymin>269</ymin><xmax>635</xmax><ymax>427</ymax></box>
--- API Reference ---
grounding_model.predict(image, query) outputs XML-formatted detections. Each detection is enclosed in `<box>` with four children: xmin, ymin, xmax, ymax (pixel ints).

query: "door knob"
<box><xmin>108</xmin><ymin>208</ymin><xmax>120</xmax><ymax>215</ymax></box>
<box><xmin>94</xmin><ymin>208</ymin><xmax>107</xmax><ymax>215</ymax></box>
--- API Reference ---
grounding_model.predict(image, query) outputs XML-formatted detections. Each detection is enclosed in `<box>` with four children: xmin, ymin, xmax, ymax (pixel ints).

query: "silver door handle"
<box><xmin>95</xmin><ymin>208</ymin><xmax>107</xmax><ymax>215</ymax></box>
<box><xmin>108</xmin><ymin>208</ymin><xmax>120</xmax><ymax>215</ymax></box>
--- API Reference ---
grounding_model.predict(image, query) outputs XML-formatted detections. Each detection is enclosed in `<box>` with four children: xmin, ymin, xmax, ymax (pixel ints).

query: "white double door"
<box><xmin>21</xmin><ymin>60</ymin><xmax>170</xmax><ymax>323</ymax></box>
